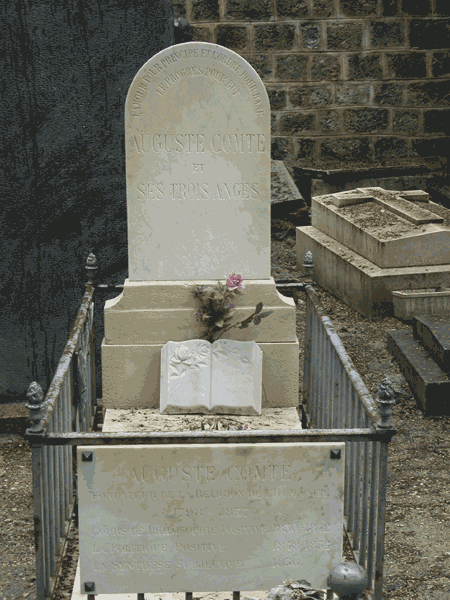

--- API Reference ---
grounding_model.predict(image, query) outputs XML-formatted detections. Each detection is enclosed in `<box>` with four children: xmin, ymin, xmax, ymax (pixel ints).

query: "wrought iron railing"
<box><xmin>24</xmin><ymin>253</ymin><xmax>97</xmax><ymax>600</ymax></box>
<box><xmin>24</xmin><ymin>252</ymin><xmax>396</xmax><ymax>600</ymax></box>
<box><xmin>301</xmin><ymin>252</ymin><xmax>396</xmax><ymax>600</ymax></box>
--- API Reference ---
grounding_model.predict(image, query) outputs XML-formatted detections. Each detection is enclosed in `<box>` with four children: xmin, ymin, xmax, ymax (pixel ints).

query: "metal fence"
<box><xmin>302</xmin><ymin>253</ymin><xmax>396</xmax><ymax>600</ymax></box>
<box><xmin>24</xmin><ymin>254</ymin><xmax>97</xmax><ymax>600</ymax></box>
<box><xmin>24</xmin><ymin>253</ymin><xmax>396</xmax><ymax>600</ymax></box>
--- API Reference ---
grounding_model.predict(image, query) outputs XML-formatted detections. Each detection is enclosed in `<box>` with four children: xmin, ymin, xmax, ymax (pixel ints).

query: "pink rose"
<box><xmin>226</xmin><ymin>274</ymin><xmax>243</xmax><ymax>290</ymax></box>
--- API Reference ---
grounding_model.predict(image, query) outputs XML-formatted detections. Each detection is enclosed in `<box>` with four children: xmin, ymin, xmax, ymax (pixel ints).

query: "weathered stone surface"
<box><xmin>126</xmin><ymin>42</ymin><xmax>270</xmax><ymax>281</ymax></box>
<box><xmin>78</xmin><ymin>443</ymin><xmax>345</xmax><ymax>593</ymax></box>
<box><xmin>387</xmin><ymin>329</ymin><xmax>450</xmax><ymax>415</ymax></box>
<box><xmin>159</xmin><ymin>339</ymin><xmax>263</xmax><ymax>415</ymax></box>
<box><xmin>102</xmin><ymin>407</ymin><xmax>303</xmax><ymax>432</ymax></box>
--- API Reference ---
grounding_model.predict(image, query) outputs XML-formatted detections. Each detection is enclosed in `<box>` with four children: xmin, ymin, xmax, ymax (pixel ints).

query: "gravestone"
<box><xmin>102</xmin><ymin>42</ymin><xmax>299</xmax><ymax>410</ymax></box>
<box><xmin>78</xmin><ymin>443</ymin><xmax>344</xmax><ymax>594</ymax></box>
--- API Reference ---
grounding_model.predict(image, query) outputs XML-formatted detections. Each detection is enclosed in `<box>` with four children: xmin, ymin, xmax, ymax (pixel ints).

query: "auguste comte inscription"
<box><xmin>78</xmin><ymin>443</ymin><xmax>344</xmax><ymax>594</ymax></box>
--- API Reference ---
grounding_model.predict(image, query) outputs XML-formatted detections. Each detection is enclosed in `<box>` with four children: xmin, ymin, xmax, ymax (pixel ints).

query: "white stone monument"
<box><xmin>160</xmin><ymin>339</ymin><xmax>263</xmax><ymax>415</ymax></box>
<box><xmin>102</xmin><ymin>42</ymin><xmax>299</xmax><ymax>409</ymax></box>
<box><xmin>78</xmin><ymin>443</ymin><xmax>345</xmax><ymax>594</ymax></box>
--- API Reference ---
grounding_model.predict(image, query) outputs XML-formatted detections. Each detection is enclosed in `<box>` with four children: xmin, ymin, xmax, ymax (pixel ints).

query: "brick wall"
<box><xmin>174</xmin><ymin>0</ymin><xmax>449</xmax><ymax>172</ymax></box>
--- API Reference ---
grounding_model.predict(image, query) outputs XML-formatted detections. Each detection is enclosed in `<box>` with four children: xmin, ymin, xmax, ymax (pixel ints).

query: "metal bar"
<box><xmin>331</xmin><ymin>349</ymin><xmax>339</xmax><ymax>429</ymax></box>
<box><xmin>31</xmin><ymin>284</ymin><xmax>95</xmax><ymax>433</ymax></box>
<box><xmin>25</xmin><ymin>428</ymin><xmax>395</xmax><ymax>446</ymax></box>
<box><xmin>90</xmin><ymin>304</ymin><xmax>97</xmax><ymax>426</ymax></box>
<box><xmin>63</xmin><ymin>371</ymin><xmax>71</xmax><ymax>519</ymax></box>
<box><xmin>326</xmin><ymin>328</ymin><xmax>332</xmax><ymax>429</ymax></box>
<box><xmin>318</xmin><ymin>321</ymin><xmax>325</xmax><ymax>428</ymax></box>
<box><xmin>47</xmin><ymin>414</ymin><xmax>56</xmax><ymax>576</ymax></box>
<box><xmin>347</xmin><ymin>389</ymin><xmax>357</xmax><ymax>534</ymax></box>
<box><xmin>42</xmin><ymin>444</ymin><xmax>51</xmax><ymax>594</ymax></box>
<box><xmin>304</xmin><ymin>285</ymin><xmax>381</xmax><ymax>427</ymax></box>
<box><xmin>360</xmin><ymin>418</ymin><xmax>371</xmax><ymax>571</ymax></box>
<box><xmin>344</xmin><ymin>372</ymin><xmax>350</xmax><ymax>515</ymax></box>
<box><xmin>303</xmin><ymin>292</ymin><xmax>313</xmax><ymax>413</ymax></box>
<box><xmin>31</xmin><ymin>443</ymin><xmax>46</xmax><ymax>600</ymax></box>
<box><xmin>367</xmin><ymin>441</ymin><xmax>380</xmax><ymax>589</ymax></box>
<box><xmin>68</xmin><ymin>360</ymin><xmax>74</xmax><ymax>501</ymax></box>
<box><xmin>374</xmin><ymin>442</ymin><xmax>389</xmax><ymax>600</ymax></box>
<box><xmin>353</xmin><ymin>396</ymin><xmax>363</xmax><ymax>553</ymax></box>
<box><xmin>312</xmin><ymin>309</ymin><xmax>320</xmax><ymax>427</ymax></box>
<box><xmin>52</xmin><ymin>409</ymin><xmax>62</xmax><ymax>559</ymax></box>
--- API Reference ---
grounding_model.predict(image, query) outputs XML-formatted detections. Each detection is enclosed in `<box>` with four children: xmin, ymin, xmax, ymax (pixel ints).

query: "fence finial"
<box><xmin>328</xmin><ymin>562</ymin><xmax>368</xmax><ymax>600</ymax></box>
<box><xmin>25</xmin><ymin>381</ymin><xmax>45</xmax><ymax>433</ymax></box>
<box><xmin>376</xmin><ymin>376</ymin><xmax>396</xmax><ymax>428</ymax></box>
<box><xmin>85</xmin><ymin>253</ymin><xmax>97</xmax><ymax>286</ymax></box>
<box><xmin>303</xmin><ymin>250</ymin><xmax>314</xmax><ymax>285</ymax></box>
<box><xmin>174</xmin><ymin>17</ymin><xmax>193</xmax><ymax>43</ymax></box>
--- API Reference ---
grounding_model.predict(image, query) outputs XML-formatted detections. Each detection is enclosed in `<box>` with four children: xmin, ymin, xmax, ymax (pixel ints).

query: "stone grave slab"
<box><xmin>311</xmin><ymin>191</ymin><xmax>450</xmax><ymax>269</ymax></box>
<box><xmin>102</xmin><ymin>42</ymin><xmax>299</xmax><ymax>411</ymax></box>
<box><xmin>78</xmin><ymin>443</ymin><xmax>344</xmax><ymax>594</ymax></box>
<box><xmin>101</xmin><ymin>407</ymin><xmax>303</xmax><ymax>433</ymax></box>
<box><xmin>160</xmin><ymin>340</ymin><xmax>263</xmax><ymax>415</ymax></box>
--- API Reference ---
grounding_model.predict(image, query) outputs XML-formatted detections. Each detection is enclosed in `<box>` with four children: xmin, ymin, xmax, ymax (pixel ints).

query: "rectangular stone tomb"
<box><xmin>78</xmin><ymin>443</ymin><xmax>344</xmax><ymax>594</ymax></box>
<box><xmin>160</xmin><ymin>340</ymin><xmax>263</xmax><ymax>415</ymax></box>
<box><xmin>312</xmin><ymin>194</ymin><xmax>450</xmax><ymax>269</ymax></box>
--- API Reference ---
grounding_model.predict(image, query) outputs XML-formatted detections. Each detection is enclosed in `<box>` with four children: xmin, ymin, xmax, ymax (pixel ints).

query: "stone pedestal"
<box><xmin>101</xmin><ymin>278</ymin><xmax>299</xmax><ymax>409</ymax></box>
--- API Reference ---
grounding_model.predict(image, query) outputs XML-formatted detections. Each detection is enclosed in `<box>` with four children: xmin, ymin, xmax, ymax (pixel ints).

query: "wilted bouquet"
<box><xmin>191</xmin><ymin>274</ymin><xmax>271</xmax><ymax>343</ymax></box>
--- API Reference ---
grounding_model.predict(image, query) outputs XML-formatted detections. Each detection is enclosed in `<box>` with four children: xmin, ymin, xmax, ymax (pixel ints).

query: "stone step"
<box><xmin>387</xmin><ymin>329</ymin><xmax>450</xmax><ymax>416</ymax></box>
<box><xmin>413</xmin><ymin>315</ymin><xmax>450</xmax><ymax>373</ymax></box>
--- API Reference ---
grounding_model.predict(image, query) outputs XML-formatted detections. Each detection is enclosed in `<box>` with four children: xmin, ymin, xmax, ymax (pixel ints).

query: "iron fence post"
<box><xmin>25</xmin><ymin>382</ymin><xmax>47</xmax><ymax>600</ymax></box>
<box><xmin>374</xmin><ymin>377</ymin><xmax>397</xmax><ymax>600</ymax></box>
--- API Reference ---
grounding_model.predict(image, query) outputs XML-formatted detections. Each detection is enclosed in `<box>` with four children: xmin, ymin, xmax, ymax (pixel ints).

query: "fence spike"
<box><xmin>85</xmin><ymin>252</ymin><xmax>98</xmax><ymax>286</ymax></box>
<box><xmin>303</xmin><ymin>250</ymin><xmax>314</xmax><ymax>285</ymax></box>
<box><xmin>376</xmin><ymin>376</ymin><xmax>396</xmax><ymax>428</ymax></box>
<box><xmin>25</xmin><ymin>381</ymin><xmax>45</xmax><ymax>433</ymax></box>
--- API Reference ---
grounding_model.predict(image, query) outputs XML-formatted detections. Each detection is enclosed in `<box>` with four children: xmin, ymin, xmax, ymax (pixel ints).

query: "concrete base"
<box><xmin>102</xmin><ymin>407</ymin><xmax>303</xmax><ymax>432</ymax></box>
<box><xmin>102</xmin><ymin>340</ymin><xmax>299</xmax><ymax>410</ymax></box>
<box><xmin>102</xmin><ymin>278</ymin><xmax>299</xmax><ymax>409</ymax></box>
<box><xmin>296</xmin><ymin>225</ymin><xmax>450</xmax><ymax>320</ymax></box>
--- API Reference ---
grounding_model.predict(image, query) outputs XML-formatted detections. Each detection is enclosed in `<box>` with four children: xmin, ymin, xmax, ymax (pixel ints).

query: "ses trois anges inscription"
<box><xmin>125</xmin><ymin>42</ymin><xmax>271</xmax><ymax>281</ymax></box>
<box><xmin>78</xmin><ymin>444</ymin><xmax>344</xmax><ymax>594</ymax></box>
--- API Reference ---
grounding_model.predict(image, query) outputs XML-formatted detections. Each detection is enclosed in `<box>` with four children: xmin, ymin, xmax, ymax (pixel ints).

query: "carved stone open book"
<box><xmin>160</xmin><ymin>339</ymin><xmax>263</xmax><ymax>415</ymax></box>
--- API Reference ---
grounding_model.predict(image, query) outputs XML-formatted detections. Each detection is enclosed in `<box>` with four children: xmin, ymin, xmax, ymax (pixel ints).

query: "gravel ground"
<box><xmin>1</xmin><ymin>218</ymin><xmax>450</xmax><ymax>599</ymax></box>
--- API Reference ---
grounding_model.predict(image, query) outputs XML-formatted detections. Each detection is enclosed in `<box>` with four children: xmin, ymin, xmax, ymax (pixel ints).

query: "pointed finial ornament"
<box><xmin>25</xmin><ymin>382</ymin><xmax>45</xmax><ymax>433</ymax></box>
<box><xmin>303</xmin><ymin>251</ymin><xmax>314</xmax><ymax>284</ymax></box>
<box><xmin>85</xmin><ymin>253</ymin><xmax>97</xmax><ymax>285</ymax></box>
<box><xmin>377</xmin><ymin>376</ymin><xmax>396</xmax><ymax>428</ymax></box>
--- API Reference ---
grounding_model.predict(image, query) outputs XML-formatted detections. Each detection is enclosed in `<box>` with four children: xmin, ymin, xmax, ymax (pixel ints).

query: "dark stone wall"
<box><xmin>174</xmin><ymin>0</ymin><xmax>450</xmax><ymax>171</ymax></box>
<box><xmin>1</xmin><ymin>0</ymin><xmax>174</xmax><ymax>401</ymax></box>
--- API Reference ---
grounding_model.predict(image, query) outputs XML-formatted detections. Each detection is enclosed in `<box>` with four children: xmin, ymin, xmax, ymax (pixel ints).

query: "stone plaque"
<box><xmin>125</xmin><ymin>42</ymin><xmax>270</xmax><ymax>281</ymax></box>
<box><xmin>78</xmin><ymin>443</ymin><xmax>344</xmax><ymax>594</ymax></box>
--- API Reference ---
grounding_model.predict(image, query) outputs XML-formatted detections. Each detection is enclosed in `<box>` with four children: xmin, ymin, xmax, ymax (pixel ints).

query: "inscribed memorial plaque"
<box><xmin>78</xmin><ymin>443</ymin><xmax>344</xmax><ymax>594</ymax></box>
<box><xmin>125</xmin><ymin>42</ymin><xmax>270</xmax><ymax>281</ymax></box>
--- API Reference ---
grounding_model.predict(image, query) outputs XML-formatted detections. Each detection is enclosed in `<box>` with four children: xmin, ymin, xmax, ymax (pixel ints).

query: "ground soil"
<box><xmin>1</xmin><ymin>216</ymin><xmax>450</xmax><ymax>600</ymax></box>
